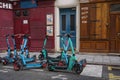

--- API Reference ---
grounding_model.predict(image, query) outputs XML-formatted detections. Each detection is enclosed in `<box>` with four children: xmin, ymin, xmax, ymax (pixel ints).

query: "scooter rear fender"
<box><xmin>79</xmin><ymin>59</ymin><xmax>87</xmax><ymax>67</ymax></box>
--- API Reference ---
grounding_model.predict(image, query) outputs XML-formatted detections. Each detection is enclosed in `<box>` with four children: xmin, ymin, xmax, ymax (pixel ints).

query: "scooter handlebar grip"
<box><xmin>45</xmin><ymin>35</ymin><xmax>48</xmax><ymax>39</ymax></box>
<box><xmin>23</xmin><ymin>34</ymin><xmax>31</xmax><ymax>39</ymax></box>
<box><xmin>23</xmin><ymin>34</ymin><xmax>29</xmax><ymax>37</ymax></box>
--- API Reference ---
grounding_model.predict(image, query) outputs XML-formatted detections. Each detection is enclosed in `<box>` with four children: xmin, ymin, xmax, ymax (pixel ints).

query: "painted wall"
<box><xmin>55</xmin><ymin>0</ymin><xmax>79</xmax><ymax>8</ymax></box>
<box><xmin>55</xmin><ymin>0</ymin><xmax>80</xmax><ymax>52</ymax></box>
<box><xmin>29</xmin><ymin>1</ymin><xmax>55</xmax><ymax>51</ymax></box>
<box><xmin>0</xmin><ymin>9</ymin><xmax>14</xmax><ymax>51</ymax></box>
<box><xmin>13</xmin><ymin>1</ymin><xmax>55</xmax><ymax>52</ymax></box>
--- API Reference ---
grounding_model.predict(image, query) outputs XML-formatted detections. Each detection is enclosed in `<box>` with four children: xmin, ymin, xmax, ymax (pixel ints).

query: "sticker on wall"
<box><xmin>23</xmin><ymin>20</ymin><xmax>28</xmax><ymax>24</ymax></box>
<box><xmin>0</xmin><ymin>2</ymin><xmax>12</xmax><ymax>9</ymax></box>
<box><xmin>46</xmin><ymin>14</ymin><xmax>53</xmax><ymax>25</ymax></box>
<box><xmin>47</xmin><ymin>26</ymin><xmax>53</xmax><ymax>36</ymax></box>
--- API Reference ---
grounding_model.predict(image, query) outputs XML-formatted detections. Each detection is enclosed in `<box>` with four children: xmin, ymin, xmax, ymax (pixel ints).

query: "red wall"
<box><xmin>14</xmin><ymin>1</ymin><xmax>55</xmax><ymax>52</ymax></box>
<box><xmin>30</xmin><ymin>1</ymin><xmax>55</xmax><ymax>51</ymax></box>
<box><xmin>0</xmin><ymin>9</ymin><xmax>14</xmax><ymax>51</ymax></box>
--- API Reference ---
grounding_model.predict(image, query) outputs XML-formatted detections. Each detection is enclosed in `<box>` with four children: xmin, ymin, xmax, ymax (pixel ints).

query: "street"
<box><xmin>108</xmin><ymin>66</ymin><xmax>120</xmax><ymax>80</ymax></box>
<box><xmin>0</xmin><ymin>64</ymin><xmax>119</xmax><ymax>80</ymax></box>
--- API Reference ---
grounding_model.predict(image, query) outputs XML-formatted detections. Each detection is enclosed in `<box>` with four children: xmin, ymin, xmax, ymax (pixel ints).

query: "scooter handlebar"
<box><xmin>45</xmin><ymin>35</ymin><xmax>48</xmax><ymax>38</ymax></box>
<box><xmin>23</xmin><ymin>34</ymin><xmax>30</xmax><ymax>38</ymax></box>
<box><xmin>13</xmin><ymin>34</ymin><xmax>24</xmax><ymax>38</ymax></box>
<box><xmin>14</xmin><ymin>34</ymin><xmax>31</xmax><ymax>39</ymax></box>
<box><xmin>57</xmin><ymin>34</ymin><xmax>75</xmax><ymax>38</ymax></box>
<box><xmin>57</xmin><ymin>35</ymin><xmax>63</xmax><ymax>37</ymax></box>
<box><xmin>5</xmin><ymin>34</ymin><xmax>9</xmax><ymax>38</ymax></box>
<box><xmin>64</xmin><ymin>33</ymin><xmax>76</xmax><ymax>38</ymax></box>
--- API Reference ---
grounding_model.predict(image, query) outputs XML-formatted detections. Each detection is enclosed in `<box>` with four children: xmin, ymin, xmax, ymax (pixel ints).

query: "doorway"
<box><xmin>60</xmin><ymin>8</ymin><xmax>76</xmax><ymax>48</ymax></box>
<box><xmin>110</xmin><ymin>14</ymin><xmax>120</xmax><ymax>53</ymax></box>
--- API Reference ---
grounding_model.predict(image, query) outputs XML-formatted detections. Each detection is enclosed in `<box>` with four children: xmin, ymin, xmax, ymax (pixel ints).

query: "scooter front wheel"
<box><xmin>33</xmin><ymin>55</ymin><xmax>37</xmax><ymax>62</ymax></box>
<box><xmin>48</xmin><ymin>64</ymin><xmax>54</xmax><ymax>71</ymax></box>
<box><xmin>38</xmin><ymin>54</ymin><xmax>44</xmax><ymax>60</ymax></box>
<box><xmin>2</xmin><ymin>58</ymin><xmax>8</xmax><ymax>65</ymax></box>
<box><xmin>13</xmin><ymin>60</ymin><xmax>22</xmax><ymax>71</ymax></box>
<box><xmin>13</xmin><ymin>63</ymin><xmax>20</xmax><ymax>71</ymax></box>
<box><xmin>10</xmin><ymin>53</ymin><xmax>14</xmax><ymax>58</ymax></box>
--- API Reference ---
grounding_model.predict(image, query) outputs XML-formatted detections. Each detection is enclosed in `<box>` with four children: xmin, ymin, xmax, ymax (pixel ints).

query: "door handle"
<box><xmin>117</xmin><ymin>33</ymin><xmax>120</xmax><ymax>39</ymax></box>
<box><xmin>117</xmin><ymin>33</ymin><xmax>120</xmax><ymax>37</ymax></box>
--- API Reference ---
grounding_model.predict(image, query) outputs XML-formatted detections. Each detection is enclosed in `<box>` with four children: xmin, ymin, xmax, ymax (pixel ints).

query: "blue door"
<box><xmin>60</xmin><ymin>8</ymin><xmax>76</xmax><ymax>48</ymax></box>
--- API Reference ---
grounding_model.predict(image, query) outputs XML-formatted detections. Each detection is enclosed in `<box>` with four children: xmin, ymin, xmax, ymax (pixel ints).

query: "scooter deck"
<box><xmin>25</xmin><ymin>63</ymin><xmax>42</xmax><ymax>69</ymax></box>
<box><xmin>23</xmin><ymin>60</ymin><xmax>47</xmax><ymax>69</ymax></box>
<box><xmin>54</xmin><ymin>66</ymin><xmax>67</xmax><ymax>70</ymax></box>
<box><xmin>25</xmin><ymin>58</ymin><xmax>35</xmax><ymax>63</ymax></box>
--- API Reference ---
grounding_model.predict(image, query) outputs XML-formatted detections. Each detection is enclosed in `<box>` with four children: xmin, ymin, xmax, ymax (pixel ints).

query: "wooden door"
<box><xmin>14</xmin><ymin>9</ymin><xmax>30</xmax><ymax>49</ymax></box>
<box><xmin>14</xmin><ymin>18</ymin><xmax>22</xmax><ymax>49</ymax></box>
<box><xmin>80</xmin><ymin>3</ymin><xmax>109</xmax><ymax>52</ymax></box>
<box><xmin>110</xmin><ymin>14</ymin><xmax>120</xmax><ymax>53</ymax></box>
<box><xmin>14</xmin><ymin>18</ymin><xmax>30</xmax><ymax>49</ymax></box>
<box><xmin>116</xmin><ymin>15</ymin><xmax>120</xmax><ymax>52</ymax></box>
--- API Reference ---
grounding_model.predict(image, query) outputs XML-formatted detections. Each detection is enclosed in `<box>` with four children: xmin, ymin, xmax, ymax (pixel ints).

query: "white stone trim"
<box><xmin>54</xmin><ymin>0</ymin><xmax>80</xmax><ymax>52</ymax></box>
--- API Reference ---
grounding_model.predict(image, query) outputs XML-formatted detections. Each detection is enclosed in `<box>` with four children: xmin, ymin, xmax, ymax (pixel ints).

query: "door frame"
<box><xmin>54</xmin><ymin>4</ymin><xmax>80</xmax><ymax>52</ymax></box>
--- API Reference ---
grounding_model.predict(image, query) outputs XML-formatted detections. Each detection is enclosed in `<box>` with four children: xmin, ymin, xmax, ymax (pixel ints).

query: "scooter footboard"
<box><xmin>79</xmin><ymin>59</ymin><xmax>87</xmax><ymax>67</ymax></box>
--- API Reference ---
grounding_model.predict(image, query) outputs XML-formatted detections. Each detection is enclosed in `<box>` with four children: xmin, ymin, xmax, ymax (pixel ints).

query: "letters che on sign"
<box><xmin>0</xmin><ymin>2</ymin><xmax>12</xmax><ymax>9</ymax></box>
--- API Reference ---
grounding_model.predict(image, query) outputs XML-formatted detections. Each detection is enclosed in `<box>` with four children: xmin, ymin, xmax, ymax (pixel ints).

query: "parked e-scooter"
<box><xmin>2</xmin><ymin>34</ymin><xmax>17</xmax><ymax>65</ymax></box>
<box><xmin>47</xmin><ymin>34</ymin><xmax>87</xmax><ymax>74</ymax></box>
<box><xmin>18</xmin><ymin>34</ymin><xmax>36</xmax><ymax>62</ymax></box>
<box><xmin>38</xmin><ymin>34</ymin><xmax>71</xmax><ymax>66</ymax></box>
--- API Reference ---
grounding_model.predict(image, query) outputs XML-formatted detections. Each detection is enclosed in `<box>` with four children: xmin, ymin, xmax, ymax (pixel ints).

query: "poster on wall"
<box><xmin>46</xmin><ymin>14</ymin><xmax>53</xmax><ymax>25</ymax></box>
<box><xmin>47</xmin><ymin>26</ymin><xmax>53</xmax><ymax>36</ymax></box>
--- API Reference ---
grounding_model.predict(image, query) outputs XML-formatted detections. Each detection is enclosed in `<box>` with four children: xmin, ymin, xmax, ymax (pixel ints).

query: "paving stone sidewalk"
<box><xmin>76</xmin><ymin>54</ymin><xmax>120</xmax><ymax>66</ymax></box>
<box><xmin>0</xmin><ymin>52</ymin><xmax>120</xmax><ymax>66</ymax></box>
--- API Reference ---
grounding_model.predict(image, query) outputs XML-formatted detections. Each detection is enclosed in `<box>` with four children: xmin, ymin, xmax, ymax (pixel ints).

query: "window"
<box><xmin>15</xmin><ymin>10</ymin><xmax>21</xmax><ymax>17</ymax></box>
<box><xmin>70</xmin><ymin>15</ymin><xmax>75</xmax><ymax>31</ymax></box>
<box><xmin>23</xmin><ymin>10</ymin><xmax>29</xmax><ymax>16</ymax></box>
<box><xmin>110</xmin><ymin>4</ymin><xmax>120</xmax><ymax>12</ymax></box>
<box><xmin>62</xmin><ymin>15</ymin><xmax>66</xmax><ymax>31</ymax></box>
